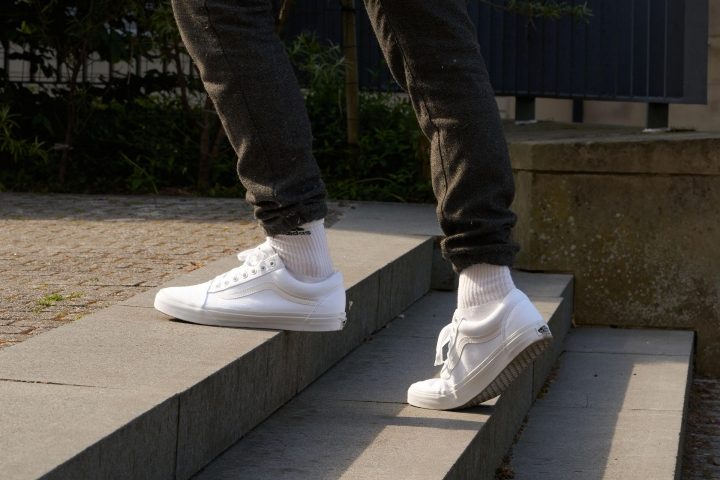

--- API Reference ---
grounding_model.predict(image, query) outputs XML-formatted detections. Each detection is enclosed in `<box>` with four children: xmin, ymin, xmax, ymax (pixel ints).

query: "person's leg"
<box><xmin>363</xmin><ymin>0</ymin><xmax>553</xmax><ymax>409</ymax></box>
<box><xmin>153</xmin><ymin>0</ymin><xmax>345</xmax><ymax>331</ymax></box>
<box><xmin>171</xmin><ymin>0</ymin><xmax>326</xmax><ymax>235</ymax></box>
<box><xmin>362</xmin><ymin>0</ymin><xmax>518</xmax><ymax>272</ymax></box>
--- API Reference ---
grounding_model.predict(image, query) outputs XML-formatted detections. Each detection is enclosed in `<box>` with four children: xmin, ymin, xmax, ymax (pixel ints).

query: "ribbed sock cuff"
<box><xmin>267</xmin><ymin>219</ymin><xmax>334</xmax><ymax>281</ymax></box>
<box><xmin>457</xmin><ymin>263</ymin><xmax>515</xmax><ymax>308</ymax></box>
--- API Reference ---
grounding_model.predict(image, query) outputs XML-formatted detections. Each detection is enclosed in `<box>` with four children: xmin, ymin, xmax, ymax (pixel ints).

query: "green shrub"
<box><xmin>1</xmin><ymin>32</ymin><xmax>431</xmax><ymax>202</ymax></box>
<box><xmin>290</xmin><ymin>33</ymin><xmax>432</xmax><ymax>203</ymax></box>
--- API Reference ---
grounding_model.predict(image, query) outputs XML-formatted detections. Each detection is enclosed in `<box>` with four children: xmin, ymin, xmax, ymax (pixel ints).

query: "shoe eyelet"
<box><xmin>251</xmin><ymin>269</ymin><xmax>256</xmax><ymax>274</ymax></box>
<box><xmin>270</xmin><ymin>261</ymin><xmax>275</xmax><ymax>266</ymax></box>
<box><xmin>260</xmin><ymin>266</ymin><xmax>266</xmax><ymax>271</ymax></box>
<box><xmin>233</xmin><ymin>276</ymin><xmax>238</xmax><ymax>282</ymax></box>
<box><xmin>243</xmin><ymin>273</ymin><xmax>248</xmax><ymax>278</ymax></box>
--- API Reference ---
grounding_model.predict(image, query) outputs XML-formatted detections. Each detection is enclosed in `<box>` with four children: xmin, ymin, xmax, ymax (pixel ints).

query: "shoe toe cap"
<box><xmin>155</xmin><ymin>281</ymin><xmax>211</xmax><ymax>307</ymax></box>
<box><xmin>408</xmin><ymin>377</ymin><xmax>448</xmax><ymax>397</ymax></box>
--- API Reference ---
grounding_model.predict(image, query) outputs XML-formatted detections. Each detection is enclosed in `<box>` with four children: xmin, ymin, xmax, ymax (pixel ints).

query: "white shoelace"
<box><xmin>214</xmin><ymin>242</ymin><xmax>275</xmax><ymax>287</ymax></box>
<box><xmin>435</xmin><ymin>316</ymin><xmax>462</xmax><ymax>366</ymax></box>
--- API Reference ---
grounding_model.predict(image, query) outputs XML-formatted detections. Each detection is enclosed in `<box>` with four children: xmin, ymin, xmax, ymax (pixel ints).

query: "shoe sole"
<box><xmin>407</xmin><ymin>322</ymin><xmax>553</xmax><ymax>410</ymax></box>
<box><xmin>153</xmin><ymin>296</ymin><xmax>347</xmax><ymax>332</ymax></box>
<box><xmin>458</xmin><ymin>336</ymin><xmax>552</xmax><ymax>408</ymax></box>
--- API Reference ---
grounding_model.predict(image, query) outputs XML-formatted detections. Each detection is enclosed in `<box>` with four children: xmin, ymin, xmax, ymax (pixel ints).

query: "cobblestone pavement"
<box><xmin>0</xmin><ymin>192</ymin><xmax>265</xmax><ymax>349</ymax></box>
<box><xmin>682</xmin><ymin>376</ymin><xmax>720</xmax><ymax>480</ymax></box>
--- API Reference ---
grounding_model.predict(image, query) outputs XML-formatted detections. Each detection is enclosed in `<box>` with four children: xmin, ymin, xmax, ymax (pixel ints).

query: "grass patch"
<box><xmin>34</xmin><ymin>292</ymin><xmax>82</xmax><ymax>312</ymax></box>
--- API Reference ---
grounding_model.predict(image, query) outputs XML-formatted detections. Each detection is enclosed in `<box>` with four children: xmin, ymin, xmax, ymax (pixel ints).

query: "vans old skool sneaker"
<box><xmin>408</xmin><ymin>288</ymin><xmax>553</xmax><ymax>410</ymax></box>
<box><xmin>153</xmin><ymin>242</ymin><xmax>346</xmax><ymax>331</ymax></box>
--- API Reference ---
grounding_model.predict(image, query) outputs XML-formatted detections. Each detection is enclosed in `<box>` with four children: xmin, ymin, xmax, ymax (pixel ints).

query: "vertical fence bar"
<box><xmin>646</xmin><ymin>102</ymin><xmax>669</xmax><ymax>129</ymax></box>
<box><xmin>515</xmin><ymin>96</ymin><xmax>536</xmax><ymax>123</ymax></box>
<box><xmin>572</xmin><ymin>99</ymin><xmax>584</xmax><ymax>123</ymax></box>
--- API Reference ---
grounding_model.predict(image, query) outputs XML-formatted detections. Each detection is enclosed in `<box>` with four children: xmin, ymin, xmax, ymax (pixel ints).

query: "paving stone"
<box><xmin>0</xmin><ymin>193</ymin><xmax>266</xmax><ymax>348</ymax></box>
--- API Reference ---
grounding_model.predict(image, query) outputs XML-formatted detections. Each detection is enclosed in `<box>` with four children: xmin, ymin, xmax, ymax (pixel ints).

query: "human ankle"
<box><xmin>267</xmin><ymin>219</ymin><xmax>334</xmax><ymax>281</ymax></box>
<box><xmin>457</xmin><ymin>263</ymin><xmax>514</xmax><ymax>309</ymax></box>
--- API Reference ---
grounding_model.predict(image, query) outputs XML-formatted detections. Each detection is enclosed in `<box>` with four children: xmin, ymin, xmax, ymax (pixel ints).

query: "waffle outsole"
<box><xmin>458</xmin><ymin>338</ymin><xmax>553</xmax><ymax>409</ymax></box>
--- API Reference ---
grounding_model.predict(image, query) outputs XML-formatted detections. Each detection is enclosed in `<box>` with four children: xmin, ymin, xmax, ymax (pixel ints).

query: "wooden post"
<box><xmin>341</xmin><ymin>0</ymin><xmax>360</xmax><ymax>146</ymax></box>
<box><xmin>275</xmin><ymin>0</ymin><xmax>295</xmax><ymax>34</ymax></box>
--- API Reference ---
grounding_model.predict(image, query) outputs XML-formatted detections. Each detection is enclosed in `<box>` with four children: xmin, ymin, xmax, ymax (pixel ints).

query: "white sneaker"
<box><xmin>153</xmin><ymin>241</ymin><xmax>347</xmax><ymax>331</ymax></box>
<box><xmin>407</xmin><ymin>288</ymin><xmax>553</xmax><ymax>410</ymax></box>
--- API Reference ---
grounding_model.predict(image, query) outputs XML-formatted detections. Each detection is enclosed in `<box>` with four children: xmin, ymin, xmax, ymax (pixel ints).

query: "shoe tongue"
<box><xmin>256</xmin><ymin>241</ymin><xmax>276</xmax><ymax>257</ymax></box>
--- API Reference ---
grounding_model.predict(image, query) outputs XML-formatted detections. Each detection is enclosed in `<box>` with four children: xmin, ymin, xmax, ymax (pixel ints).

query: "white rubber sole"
<box><xmin>407</xmin><ymin>322</ymin><xmax>553</xmax><ymax>410</ymax></box>
<box><xmin>153</xmin><ymin>296</ymin><xmax>347</xmax><ymax>332</ymax></box>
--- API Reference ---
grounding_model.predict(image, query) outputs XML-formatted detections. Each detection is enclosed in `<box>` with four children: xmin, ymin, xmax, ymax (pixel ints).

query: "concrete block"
<box><xmin>197</xmin><ymin>275</ymin><xmax>571</xmax><ymax>480</ymax></box>
<box><xmin>512</xmin><ymin>271</ymin><xmax>573</xmax><ymax>300</ymax></box>
<box><xmin>375</xmin><ymin>237</ymin><xmax>432</xmax><ymax>330</ymax></box>
<box><xmin>0</xmin><ymin>305</ymin><xmax>280</xmax><ymax>391</ymax></box>
<box><xmin>508</xmin><ymin>126</ymin><xmax>720</xmax><ymax>175</ymax></box>
<box><xmin>300</xmin><ymin>334</ymin><xmax>439</xmax><ymax>404</ymax></box>
<box><xmin>538</xmin><ymin>351</ymin><xmax>691</xmax><ymax>412</ymax></box>
<box><xmin>512</xmin><ymin>407</ymin><xmax>684</xmax><ymax>480</ymax></box>
<box><xmin>511</xmin><ymin>143</ymin><xmax>720</xmax><ymax>375</ymax></box>
<box><xmin>330</xmin><ymin>201</ymin><xmax>441</xmax><ymax>237</ymax></box>
<box><xmin>564</xmin><ymin>326</ymin><xmax>695</xmax><ymax>356</ymax></box>
<box><xmin>510</xmin><ymin>327</ymin><xmax>693</xmax><ymax>480</ymax></box>
<box><xmin>532</xmin><ymin>296</ymin><xmax>573</xmax><ymax>397</ymax></box>
<box><xmin>175</xmin><ymin>333</ymin><xmax>298</xmax><ymax>479</ymax></box>
<box><xmin>448</xmin><ymin>366</ymin><xmax>534</xmax><ymax>480</ymax></box>
<box><xmin>195</xmin><ymin>398</ymin><xmax>489</xmax><ymax>480</ymax></box>
<box><xmin>292</xmin><ymin>272</ymin><xmax>379</xmax><ymax>393</ymax></box>
<box><xmin>377</xmin><ymin>290</ymin><xmax>457</xmax><ymax>339</ymax></box>
<box><xmin>0</xmin><ymin>381</ymin><xmax>176</xmax><ymax>480</ymax></box>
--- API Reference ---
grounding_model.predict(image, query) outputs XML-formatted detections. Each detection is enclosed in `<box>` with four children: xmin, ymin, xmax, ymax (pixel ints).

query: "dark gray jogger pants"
<box><xmin>171</xmin><ymin>0</ymin><xmax>519</xmax><ymax>271</ymax></box>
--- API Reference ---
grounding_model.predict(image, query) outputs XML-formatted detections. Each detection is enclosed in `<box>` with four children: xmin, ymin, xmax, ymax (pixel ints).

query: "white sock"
<box><xmin>267</xmin><ymin>219</ymin><xmax>334</xmax><ymax>281</ymax></box>
<box><xmin>457</xmin><ymin>263</ymin><xmax>515</xmax><ymax>309</ymax></box>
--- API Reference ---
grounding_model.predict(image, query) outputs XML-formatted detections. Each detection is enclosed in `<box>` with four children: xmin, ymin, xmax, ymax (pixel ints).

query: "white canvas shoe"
<box><xmin>153</xmin><ymin>241</ymin><xmax>346</xmax><ymax>331</ymax></box>
<box><xmin>407</xmin><ymin>289</ymin><xmax>553</xmax><ymax>410</ymax></box>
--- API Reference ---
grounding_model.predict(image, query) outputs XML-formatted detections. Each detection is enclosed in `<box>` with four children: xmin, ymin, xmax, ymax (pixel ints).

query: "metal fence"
<box><xmin>0</xmin><ymin>40</ymin><xmax>196</xmax><ymax>85</ymax></box>
<box><xmin>284</xmin><ymin>0</ymin><xmax>709</xmax><ymax>128</ymax></box>
<box><xmin>3</xmin><ymin>0</ymin><xmax>709</xmax><ymax>129</ymax></box>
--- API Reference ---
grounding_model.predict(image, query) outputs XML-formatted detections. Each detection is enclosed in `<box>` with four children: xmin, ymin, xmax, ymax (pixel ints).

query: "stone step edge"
<box><xmin>192</xmin><ymin>277</ymin><xmax>574</xmax><ymax>480</ymax></box>
<box><xmin>506</xmin><ymin>326</ymin><xmax>695</xmax><ymax>480</ymax></box>
<box><xmin>0</xmin><ymin>229</ymin><xmax>435</xmax><ymax>480</ymax></box>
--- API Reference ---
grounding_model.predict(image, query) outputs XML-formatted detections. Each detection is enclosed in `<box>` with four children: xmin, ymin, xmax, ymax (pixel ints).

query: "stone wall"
<box><xmin>507</xmin><ymin>124</ymin><xmax>720</xmax><ymax>375</ymax></box>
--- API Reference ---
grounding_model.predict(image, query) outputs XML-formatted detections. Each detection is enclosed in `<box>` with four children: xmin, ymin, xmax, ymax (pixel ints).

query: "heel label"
<box><xmin>537</xmin><ymin>324</ymin><xmax>551</xmax><ymax>336</ymax></box>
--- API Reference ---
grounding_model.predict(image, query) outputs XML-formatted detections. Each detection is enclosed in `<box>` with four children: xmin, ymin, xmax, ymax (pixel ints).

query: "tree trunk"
<box><xmin>341</xmin><ymin>0</ymin><xmax>360</xmax><ymax>146</ymax></box>
<box><xmin>275</xmin><ymin>0</ymin><xmax>295</xmax><ymax>34</ymax></box>
<box><xmin>58</xmin><ymin>59</ymin><xmax>83</xmax><ymax>185</ymax></box>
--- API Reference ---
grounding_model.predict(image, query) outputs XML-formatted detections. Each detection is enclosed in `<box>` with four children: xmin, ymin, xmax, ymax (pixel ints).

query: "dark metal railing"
<box><xmin>284</xmin><ymin>0</ymin><xmax>709</xmax><ymax>129</ymax></box>
<box><xmin>2</xmin><ymin>1</ymin><xmax>708</xmax><ymax>129</ymax></box>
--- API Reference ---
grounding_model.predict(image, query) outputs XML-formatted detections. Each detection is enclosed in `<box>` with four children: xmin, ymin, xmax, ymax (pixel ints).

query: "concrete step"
<box><xmin>0</xmin><ymin>204</ymin><xmax>440</xmax><ymax>480</ymax></box>
<box><xmin>507</xmin><ymin>326</ymin><xmax>694</xmax><ymax>480</ymax></box>
<box><xmin>192</xmin><ymin>272</ymin><xmax>574</xmax><ymax>480</ymax></box>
